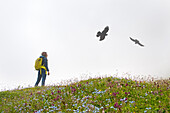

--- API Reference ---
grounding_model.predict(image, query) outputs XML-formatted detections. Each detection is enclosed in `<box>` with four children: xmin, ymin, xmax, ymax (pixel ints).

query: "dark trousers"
<box><xmin>35</xmin><ymin>69</ymin><xmax>46</xmax><ymax>86</ymax></box>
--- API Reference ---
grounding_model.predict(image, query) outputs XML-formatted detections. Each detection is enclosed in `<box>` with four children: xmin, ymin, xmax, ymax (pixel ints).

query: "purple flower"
<box><xmin>71</xmin><ymin>88</ymin><xmax>76</xmax><ymax>93</ymax></box>
<box><xmin>78</xmin><ymin>84</ymin><xmax>81</xmax><ymax>87</ymax></box>
<box><xmin>54</xmin><ymin>95</ymin><xmax>60</xmax><ymax>101</ymax></box>
<box><xmin>125</xmin><ymin>92</ymin><xmax>128</xmax><ymax>95</ymax></box>
<box><xmin>112</xmin><ymin>92</ymin><xmax>117</xmax><ymax>96</ymax></box>
<box><xmin>57</xmin><ymin>90</ymin><xmax>61</xmax><ymax>93</ymax></box>
<box><xmin>126</xmin><ymin>83</ymin><xmax>128</xmax><ymax>86</ymax></box>
<box><xmin>114</xmin><ymin>102</ymin><xmax>119</xmax><ymax>108</ymax></box>
<box><xmin>51</xmin><ymin>92</ymin><xmax>54</xmax><ymax>95</ymax></box>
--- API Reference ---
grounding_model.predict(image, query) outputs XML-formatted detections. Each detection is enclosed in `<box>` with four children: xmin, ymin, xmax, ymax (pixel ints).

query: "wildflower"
<box><xmin>112</xmin><ymin>92</ymin><xmax>117</xmax><ymax>96</ymax></box>
<box><xmin>57</xmin><ymin>90</ymin><xmax>61</xmax><ymax>93</ymax></box>
<box><xmin>78</xmin><ymin>84</ymin><xmax>81</xmax><ymax>87</ymax></box>
<box><xmin>129</xmin><ymin>101</ymin><xmax>135</xmax><ymax>103</ymax></box>
<box><xmin>145</xmin><ymin>93</ymin><xmax>148</xmax><ymax>96</ymax></box>
<box><xmin>125</xmin><ymin>92</ymin><xmax>128</xmax><ymax>95</ymax></box>
<box><xmin>71</xmin><ymin>88</ymin><xmax>76</xmax><ymax>93</ymax></box>
<box><xmin>51</xmin><ymin>92</ymin><xmax>54</xmax><ymax>95</ymax></box>
<box><xmin>110</xmin><ymin>106</ymin><xmax>114</xmax><ymax>108</ymax></box>
<box><xmin>126</xmin><ymin>83</ymin><xmax>128</xmax><ymax>86</ymax></box>
<box><xmin>114</xmin><ymin>102</ymin><xmax>119</xmax><ymax>108</ymax></box>
<box><xmin>53</xmin><ymin>95</ymin><xmax>60</xmax><ymax>101</ymax></box>
<box><xmin>37</xmin><ymin>91</ymin><xmax>41</xmax><ymax>94</ymax></box>
<box><xmin>146</xmin><ymin>107</ymin><xmax>151</xmax><ymax>110</ymax></box>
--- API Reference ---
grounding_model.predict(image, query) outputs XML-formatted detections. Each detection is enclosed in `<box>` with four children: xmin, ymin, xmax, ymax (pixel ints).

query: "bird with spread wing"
<box><xmin>96</xmin><ymin>26</ymin><xmax>109</xmax><ymax>41</ymax></box>
<box><xmin>129</xmin><ymin>37</ymin><xmax>144</xmax><ymax>47</ymax></box>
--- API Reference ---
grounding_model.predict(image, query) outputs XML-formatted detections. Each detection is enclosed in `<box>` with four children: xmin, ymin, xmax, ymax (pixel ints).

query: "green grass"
<box><xmin>0</xmin><ymin>76</ymin><xmax>169</xmax><ymax>112</ymax></box>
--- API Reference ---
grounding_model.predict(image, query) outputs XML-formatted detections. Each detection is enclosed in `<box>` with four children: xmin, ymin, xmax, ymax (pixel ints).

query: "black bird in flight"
<box><xmin>129</xmin><ymin>37</ymin><xmax>144</xmax><ymax>47</ymax></box>
<box><xmin>96</xmin><ymin>26</ymin><xmax>109</xmax><ymax>41</ymax></box>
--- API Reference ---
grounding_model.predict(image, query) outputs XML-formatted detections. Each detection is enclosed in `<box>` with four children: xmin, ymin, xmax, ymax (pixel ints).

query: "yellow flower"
<box><xmin>110</xmin><ymin>93</ymin><xmax>112</xmax><ymax>95</ymax></box>
<box><xmin>99</xmin><ymin>90</ymin><xmax>101</xmax><ymax>92</ymax></box>
<box><xmin>4</xmin><ymin>99</ymin><xmax>6</xmax><ymax>101</ymax></box>
<box><xmin>135</xmin><ymin>107</ymin><xmax>137</xmax><ymax>109</ymax></box>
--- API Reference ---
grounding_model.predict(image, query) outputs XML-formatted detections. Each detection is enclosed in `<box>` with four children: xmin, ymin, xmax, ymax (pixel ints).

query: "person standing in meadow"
<box><xmin>35</xmin><ymin>52</ymin><xmax>50</xmax><ymax>86</ymax></box>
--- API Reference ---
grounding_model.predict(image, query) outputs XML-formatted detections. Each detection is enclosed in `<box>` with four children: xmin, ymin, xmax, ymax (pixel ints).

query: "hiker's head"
<box><xmin>41</xmin><ymin>52</ymin><xmax>48</xmax><ymax>58</ymax></box>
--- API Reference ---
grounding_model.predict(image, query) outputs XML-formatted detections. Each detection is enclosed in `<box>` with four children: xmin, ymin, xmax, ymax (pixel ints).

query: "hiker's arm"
<box><xmin>44</xmin><ymin>58</ymin><xmax>49</xmax><ymax>72</ymax></box>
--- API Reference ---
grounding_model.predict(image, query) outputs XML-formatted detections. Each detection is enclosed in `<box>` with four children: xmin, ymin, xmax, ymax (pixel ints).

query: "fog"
<box><xmin>0</xmin><ymin>0</ymin><xmax>170</xmax><ymax>90</ymax></box>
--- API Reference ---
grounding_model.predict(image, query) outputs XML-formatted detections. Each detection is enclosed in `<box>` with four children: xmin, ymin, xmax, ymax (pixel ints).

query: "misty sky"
<box><xmin>0</xmin><ymin>0</ymin><xmax>170</xmax><ymax>90</ymax></box>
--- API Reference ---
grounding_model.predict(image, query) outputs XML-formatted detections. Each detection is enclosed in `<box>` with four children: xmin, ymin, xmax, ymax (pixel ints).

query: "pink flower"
<box><xmin>51</xmin><ymin>92</ymin><xmax>54</xmax><ymax>95</ymax></box>
<box><xmin>71</xmin><ymin>88</ymin><xmax>76</xmax><ymax>93</ymax></box>
<box><xmin>114</xmin><ymin>102</ymin><xmax>119</xmax><ymax>108</ymax></box>
<box><xmin>78</xmin><ymin>84</ymin><xmax>82</xmax><ymax>87</ymax></box>
<box><xmin>37</xmin><ymin>92</ymin><xmax>41</xmax><ymax>94</ymax></box>
<box><xmin>112</xmin><ymin>92</ymin><xmax>117</xmax><ymax>96</ymax></box>
<box><xmin>54</xmin><ymin>95</ymin><xmax>60</xmax><ymax>101</ymax></box>
<box><xmin>57</xmin><ymin>90</ymin><xmax>61</xmax><ymax>93</ymax></box>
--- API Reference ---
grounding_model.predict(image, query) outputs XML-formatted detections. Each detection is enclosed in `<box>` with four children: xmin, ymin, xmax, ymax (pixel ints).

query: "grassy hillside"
<box><xmin>0</xmin><ymin>76</ymin><xmax>169</xmax><ymax>112</ymax></box>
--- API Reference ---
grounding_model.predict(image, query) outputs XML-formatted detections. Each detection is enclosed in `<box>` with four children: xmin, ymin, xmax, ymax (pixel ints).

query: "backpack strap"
<box><xmin>39</xmin><ymin>57</ymin><xmax>47</xmax><ymax>75</ymax></box>
<box><xmin>39</xmin><ymin>65</ymin><xmax>47</xmax><ymax>75</ymax></box>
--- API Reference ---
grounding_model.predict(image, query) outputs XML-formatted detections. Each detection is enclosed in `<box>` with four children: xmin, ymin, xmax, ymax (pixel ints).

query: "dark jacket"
<box><xmin>40</xmin><ymin>56</ymin><xmax>49</xmax><ymax>72</ymax></box>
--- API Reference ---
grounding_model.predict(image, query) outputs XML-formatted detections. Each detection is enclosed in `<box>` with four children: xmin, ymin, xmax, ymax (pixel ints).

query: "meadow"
<box><xmin>0</xmin><ymin>76</ymin><xmax>169</xmax><ymax>113</ymax></box>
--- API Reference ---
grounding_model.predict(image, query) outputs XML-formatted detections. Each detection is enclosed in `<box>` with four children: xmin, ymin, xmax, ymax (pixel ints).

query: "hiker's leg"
<box><xmin>41</xmin><ymin>70</ymin><xmax>47</xmax><ymax>86</ymax></box>
<box><xmin>35</xmin><ymin>70</ymin><xmax>42</xmax><ymax>86</ymax></box>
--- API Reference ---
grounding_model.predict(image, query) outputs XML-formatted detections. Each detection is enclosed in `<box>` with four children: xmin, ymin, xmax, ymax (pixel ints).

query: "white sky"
<box><xmin>0</xmin><ymin>0</ymin><xmax>170</xmax><ymax>90</ymax></box>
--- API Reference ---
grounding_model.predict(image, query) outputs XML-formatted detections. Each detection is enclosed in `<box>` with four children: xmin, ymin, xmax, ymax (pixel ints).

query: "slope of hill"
<box><xmin>0</xmin><ymin>76</ymin><xmax>169</xmax><ymax>112</ymax></box>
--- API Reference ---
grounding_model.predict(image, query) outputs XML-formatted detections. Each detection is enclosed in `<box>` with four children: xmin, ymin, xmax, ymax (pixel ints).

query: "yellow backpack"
<box><xmin>34</xmin><ymin>58</ymin><xmax>47</xmax><ymax>74</ymax></box>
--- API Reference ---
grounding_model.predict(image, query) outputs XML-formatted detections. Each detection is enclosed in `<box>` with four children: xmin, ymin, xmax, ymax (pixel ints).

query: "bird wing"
<box><xmin>129</xmin><ymin>37</ymin><xmax>135</xmax><ymax>42</ymax></box>
<box><xmin>102</xmin><ymin>26</ymin><xmax>109</xmax><ymax>34</ymax></box>
<box><xmin>138</xmin><ymin>42</ymin><xmax>144</xmax><ymax>47</ymax></box>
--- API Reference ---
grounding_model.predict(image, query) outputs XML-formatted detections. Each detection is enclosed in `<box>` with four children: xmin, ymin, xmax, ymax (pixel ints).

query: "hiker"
<box><xmin>35</xmin><ymin>52</ymin><xmax>50</xmax><ymax>86</ymax></box>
